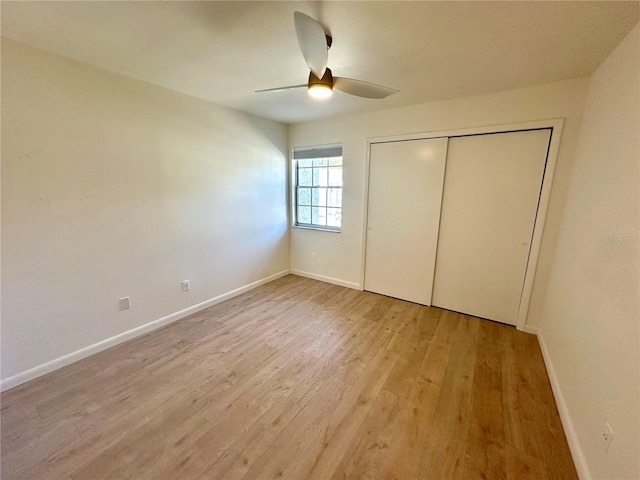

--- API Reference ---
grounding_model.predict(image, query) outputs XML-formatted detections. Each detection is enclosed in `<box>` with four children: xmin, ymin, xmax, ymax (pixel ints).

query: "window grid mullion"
<box><xmin>295</xmin><ymin>155</ymin><xmax>342</xmax><ymax>229</ymax></box>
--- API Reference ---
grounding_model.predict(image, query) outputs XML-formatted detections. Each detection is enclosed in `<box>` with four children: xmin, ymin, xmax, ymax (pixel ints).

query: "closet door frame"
<box><xmin>360</xmin><ymin>118</ymin><xmax>564</xmax><ymax>332</ymax></box>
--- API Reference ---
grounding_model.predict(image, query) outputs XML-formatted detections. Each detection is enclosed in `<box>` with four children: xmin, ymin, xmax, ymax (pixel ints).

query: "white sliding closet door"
<box><xmin>365</xmin><ymin>138</ymin><xmax>448</xmax><ymax>305</ymax></box>
<box><xmin>432</xmin><ymin>129</ymin><xmax>551</xmax><ymax>325</ymax></box>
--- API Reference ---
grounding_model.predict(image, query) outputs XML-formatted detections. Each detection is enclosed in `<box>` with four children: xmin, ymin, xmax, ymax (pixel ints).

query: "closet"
<box><xmin>364</xmin><ymin>128</ymin><xmax>552</xmax><ymax>326</ymax></box>
<box><xmin>365</xmin><ymin>138</ymin><xmax>448</xmax><ymax>305</ymax></box>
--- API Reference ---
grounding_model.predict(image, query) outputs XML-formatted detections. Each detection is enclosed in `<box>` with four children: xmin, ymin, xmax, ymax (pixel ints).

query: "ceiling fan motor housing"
<box><xmin>325</xmin><ymin>35</ymin><xmax>333</xmax><ymax>49</ymax></box>
<box><xmin>309</xmin><ymin>67</ymin><xmax>334</xmax><ymax>89</ymax></box>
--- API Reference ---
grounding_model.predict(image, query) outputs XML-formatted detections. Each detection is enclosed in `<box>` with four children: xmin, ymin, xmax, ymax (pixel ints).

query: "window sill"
<box><xmin>292</xmin><ymin>224</ymin><xmax>341</xmax><ymax>233</ymax></box>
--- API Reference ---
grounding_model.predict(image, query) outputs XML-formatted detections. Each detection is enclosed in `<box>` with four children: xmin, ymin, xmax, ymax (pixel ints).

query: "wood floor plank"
<box><xmin>382</xmin><ymin>337</ymin><xmax>431</xmax><ymax>399</ymax></box>
<box><xmin>382</xmin><ymin>340</ymin><xmax>454</xmax><ymax>475</ymax></box>
<box><xmin>505</xmin><ymin>444</ymin><xmax>549</xmax><ymax>480</ymax></box>
<box><xmin>333</xmin><ymin>322</ymin><xmax>395</xmax><ymax>385</ymax></box>
<box><xmin>199</xmin><ymin>399</ymin><xmax>302</xmax><ymax>480</ymax></box>
<box><xmin>361</xmin><ymin>295</ymin><xmax>393</xmax><ymax>321</ymax></box>
<box><xmin>0</xmin><ymin>275</ymin><xmax>578</xmax><ymax>480</ymax></box>
<box><xmin>387</xmin><ymin>303</ymin><xmax>439</xmax><ymax>350</ymax></box>
<box><xmin>286</xmin><ymin>348</ymin><xmax>399</xmax><ymax>480</ymax></box>
<box><xmin>241</xmin><ymin>378</ymin><xmax>351</xmax><ymax>480</ymax></box>
<box><xmin>430</xmin><ymin>337</ymin><xmax>477</xmax><ymax>440</ymax></box>
<box><xmin>418</xmin><ymin>426</ymin><xmax>467</xmax><ymax>479</ymax></box>
<box><xmin>6</xmin><ymin>364</ymin><xmax>234</xmax><ymax>480</ymax></box>
<box><xmin>330</xmin><ymin>389</ymin><xmax>407</xmax><ymax>480</ymax></box>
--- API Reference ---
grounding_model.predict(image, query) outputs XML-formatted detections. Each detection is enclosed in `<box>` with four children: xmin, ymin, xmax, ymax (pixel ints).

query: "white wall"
<box><xmin>537</xmin><ymin>24</ymin><xmax>639</xmax><ymax>480</ymax></box>
<box><xmin>1</xmin><ymin>39</ymin><xmax>289</xmax><ymax>383</ymax></box>
<box><xmin>289</xmin><ymin>77</ymin><xmax>590</xmax><ymax>328</ymax></box>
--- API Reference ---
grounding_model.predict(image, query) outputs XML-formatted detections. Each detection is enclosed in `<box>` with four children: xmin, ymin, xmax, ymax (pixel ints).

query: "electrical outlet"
<box><xmin>182</xmin><ymin>280</ymin><xmax>190</xmax><ymax>292</ymax></box>
<box><xmin>311</xmin><ymin>253</ymin><xmax>317</xmax><ymax>262</ymax></box>
<box><xmin>601</xmin><ymin>423</ymin><xmax>613</xmax><ymax>453</ymax></box>
<box><xmin>119</xmin><ymin>297</ymin><xmax>130</xmax><ymax>311</ymax></box>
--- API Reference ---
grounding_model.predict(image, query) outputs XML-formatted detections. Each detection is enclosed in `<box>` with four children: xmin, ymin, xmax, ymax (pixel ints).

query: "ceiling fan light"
<box><xmin>308</xmin><ymin>67</ymin><xmax>333</xmax><ymax>99</ymax></box>
<box><xmin>308</xmin><ymin>84</ymin><xmax>332</xmax><ymax>98</ymax></box>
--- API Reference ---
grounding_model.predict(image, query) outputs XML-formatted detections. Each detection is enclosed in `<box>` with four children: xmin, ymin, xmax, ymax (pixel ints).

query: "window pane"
<box><xmin>293</xmin><ymin>148</ymin><xmax>342</xmax><ymax>230</ymax></box>
<box><xmin>327</xmin><ymin>188</ymin><xmax>342</xmax><ymax>207</ymax></box>
<box><xmin>313</xmin><ymin>167</ymin><xmax>328</xmax><ymax>187</ymax></box>
<box><xmin>312</xmin><ymin>188</ymin><xmax>327</xmax><ymax>207</ymax></box>
<box><xmin>312</xmin><ymin>207</ymin><xmax>327</xmax><ymax>226</ymax></box>
<box><xmin>328</xmin><ymin>167</ymin><xmax>342</xmax><ymax>186</ymax></box>
<box><xmin>297</xmin><ymin>188</ymin><xmax>311</xmax><ymax>206</ymax></box>
<box><xmin>327</xmin><ymin>208</ymin><xmax>341</xmax><ymax>227</ymax></box>
<box><xmin>298</xmin><ymin>168</ymin><xmax>312</xmax><ymax>186</ymax></box>
<box><xmin>297</xmin><ymin>206</ymin><xmax>311</xmax><ymax>224</ymax></box>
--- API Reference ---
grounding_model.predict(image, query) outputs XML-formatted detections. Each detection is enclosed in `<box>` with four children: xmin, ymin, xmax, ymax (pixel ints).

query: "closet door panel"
<box><xmin>432</xmin><ymin>129</ymin><xmax>551</xmax><ymax>325</ymax></box>
<box><xmin>365</xmin><ymin>138</ymin><xmax>448</xmax><ymax>305</ymax></box>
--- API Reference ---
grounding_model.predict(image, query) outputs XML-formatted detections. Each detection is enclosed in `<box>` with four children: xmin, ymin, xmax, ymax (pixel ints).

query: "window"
<box><xmin>293</xmin><ymin>146</ymin><xmax>342</xmax><ymax>231</ymax></box>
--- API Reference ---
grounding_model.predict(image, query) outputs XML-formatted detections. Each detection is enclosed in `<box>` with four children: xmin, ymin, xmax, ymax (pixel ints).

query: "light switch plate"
<box><xmin>119</xmin><ymin>297</ymin><xmax>131</xmax><ymax>310</ymax></box>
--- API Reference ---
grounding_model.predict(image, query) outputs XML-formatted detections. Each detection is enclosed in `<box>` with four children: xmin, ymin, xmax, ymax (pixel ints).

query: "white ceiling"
<box><xmin>2</xmin><ymin>1</ymin><xmax>638</xmax><ymax>124</ymax></box>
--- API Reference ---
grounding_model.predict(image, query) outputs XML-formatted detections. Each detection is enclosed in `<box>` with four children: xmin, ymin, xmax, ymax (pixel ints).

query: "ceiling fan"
<box><xmin>256</xmin><ymin>11</ymin><xmax>398</xmax><ymax>100</ymax></box>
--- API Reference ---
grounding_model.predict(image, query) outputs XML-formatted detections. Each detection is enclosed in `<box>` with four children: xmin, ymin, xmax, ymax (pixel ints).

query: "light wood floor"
<box><xmin>1</xmin><ymin>275</ymin><xmax>577</xmax><ymax>480</ymax></box>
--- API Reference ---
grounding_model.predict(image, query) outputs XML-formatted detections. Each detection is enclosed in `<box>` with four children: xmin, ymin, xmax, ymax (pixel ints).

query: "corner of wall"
<box><xmin>532</xmin><ymin>22</ymin><xmax>640</xmax><ymax>480</ymax></box>
<box><xmin>528</xmin><ymin>327</ymin><xmax>591</xmax><ymax>479</ymax></box>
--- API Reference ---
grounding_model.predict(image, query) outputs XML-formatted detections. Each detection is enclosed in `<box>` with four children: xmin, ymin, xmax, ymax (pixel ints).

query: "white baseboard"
<box><xmin>530</xmin><ymin>328</ymin><xmax>591</xmax><ymax>480</ymax></box>
<box><xmin>0</xmin><ymin>269</ymin><xmax>290</xmax><ymax>393</ymax></box>
<box><xmin>289</xmin><ymin>269</ymin><xmax>361</xmax><ymax>290</ymax></box>
<box><xmin>522</xmin><ymin>325</ymin><xmax>540</xmax><ymax>335</ymax></box>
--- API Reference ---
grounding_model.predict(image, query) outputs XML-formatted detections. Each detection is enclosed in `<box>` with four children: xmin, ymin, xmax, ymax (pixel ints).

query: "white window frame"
<box><xmin>292</xmin><ymin>145</ymin><xmax>343</xmax><ymax>233</ymax></box>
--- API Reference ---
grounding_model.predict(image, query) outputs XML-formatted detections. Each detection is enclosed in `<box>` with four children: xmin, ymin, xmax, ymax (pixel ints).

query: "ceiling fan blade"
<box><xmin>255</xmin><ymin>84</ymin><xmax>307</xmax><ymax>93</ymax></box>
<box><xmin>293</xmin><ymin>11</ymin><xmax>328</xmax><ymax>79</ymax></box>
<box><xmin>333</xmin><ymin>77</ymin><xmax>398</xmax><ymax>99</ymax></box>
